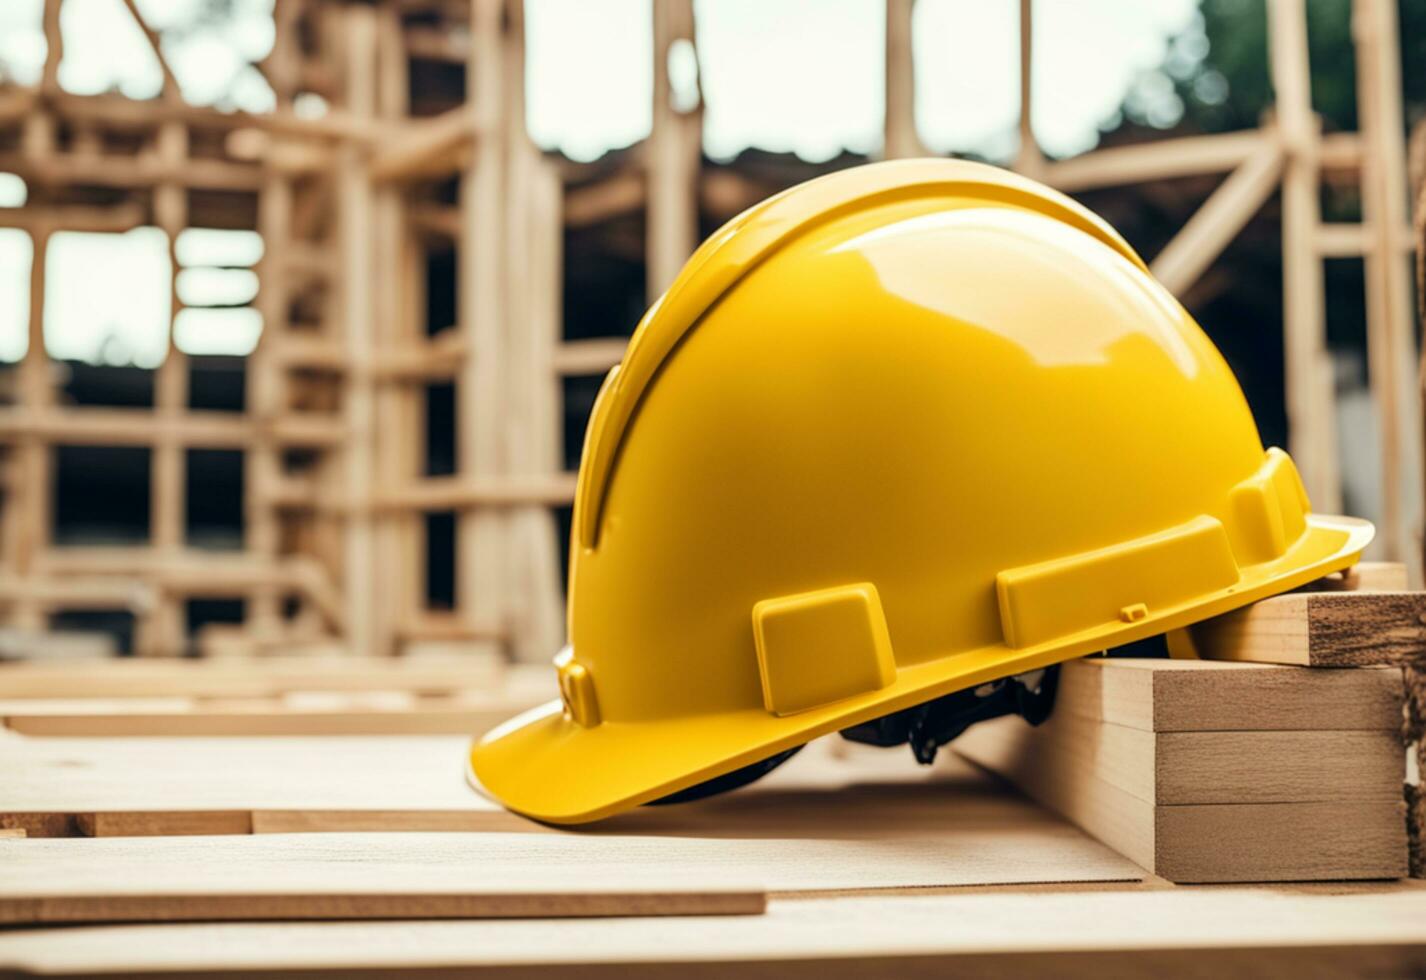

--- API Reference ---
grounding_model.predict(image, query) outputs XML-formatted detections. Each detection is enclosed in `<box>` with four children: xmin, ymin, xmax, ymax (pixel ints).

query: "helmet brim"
<box><xmin>469</xmin><ymin>513</ymin><xmax>1372</xmax><ymax>825</ymax></box>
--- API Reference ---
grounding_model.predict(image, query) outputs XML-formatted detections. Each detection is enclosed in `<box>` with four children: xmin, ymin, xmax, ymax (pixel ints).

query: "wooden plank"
<box><xmin>0</xmin><ymin>736</ymin><xmax>1141</xmax><ymax>895</ymax></box>
<box><xmin>956</xmin><ymin>713</ymin><xmax>1408</xmax><ymax>882</ymax></box>
<box><xmin>0</xmin><ymin>696</ymin><xmax>538</xmax><ymax>737</ymax></box>
<box><xmin>0</xmin><ymin>833</ymin><xmax>765</xmax><ymax>924</ymax></box>
<box><xmin>2</xmin><ymin>886</ymin><xmax>1425</xmax><ymax>977</ymax></box>
<box><xmin>0</xmin><ymin>735</ymin><xmax>512</xmax><ymax>837</ymax></box>
<box><xmin>0</xmin><ymin>657</ymin><xmax>527</xmax><ymax>699</ymax></box>
<box><xmin>1057</xmin><ymin>657</ymin><xmax>1405</xmax><ymax>732</ymax></box>
<box><xmin>1045</xmin><ymin>714</ymin><xmax>1400</xmax><ymax>806</ymax></box>
<box><xmin>0</xmin><ymin>820</ymin><xmax>1136</xmax><ymax>924</ymax></box>
<box><xmin>1186</xmin><ymin>590</ymin><xmax>1426</xmax><ymax>666</ymax></box>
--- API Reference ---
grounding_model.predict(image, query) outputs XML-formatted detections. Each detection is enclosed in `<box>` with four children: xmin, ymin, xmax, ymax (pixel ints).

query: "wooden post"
<box><xmin>459</xmin><ymin>0</ymin><xmax>508</xmax><ymax>660</ymax></box>
<box><xmin>371</xmin><ymin>3</ymin><xmax>417</xmax><ymax>657</ymax></box>
<box><xmin>250</xmin><ymin>172</ymin><xmax>292</xmax><ymax>649</ymax></box>
<box><xmin>8</xmin><ymin>222</ymin><xmax>52</xmax><ymax>635</ymax></box>
<box><xmin>143</xmin><ymin>120</ymin><xmax>189</xmax><ymax>657</ymax></box>
<box><xmin>500</xmin><ymin>1</ymin><xmax>565</xmax><ymax>662</ymax></box>
<box><xmin>647</xmin><ymin>0</ymin><xmax>700</xmax><ymax>300</ymax></box>
<box><xmin>1416</xmin><ymin>119</ymin><xmax>1426</xmax><ymax>587</ymax></box>
<box><xmin>883</xmin><ymin>0</ymin><xmax>924</xmax><ymax>159</ymax></box>
<box><xmin>1014</xmin><ymin>0</ymin><xmax>1045</xmax><ymax>178</ymax></box>
<box><xmin>338</xmin><ymin>6</ymin><xmax>379</xmax><ymax>655</ymax></box>
<box><xmin>1353</xmin><ymin>0</ymin><xmax>1423</xmax><ymax>573</ymax></box>
<box><xmin>1267</xmin><ymin>0</ymin><xmax>1342</xmax><ymax>516</ymax></box>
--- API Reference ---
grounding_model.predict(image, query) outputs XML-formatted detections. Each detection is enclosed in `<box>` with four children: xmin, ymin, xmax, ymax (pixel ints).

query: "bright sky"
<box><xmin>0</xmin><ymin>0</ymin><xmax>1204</xmax><ymax>365</ymax></box>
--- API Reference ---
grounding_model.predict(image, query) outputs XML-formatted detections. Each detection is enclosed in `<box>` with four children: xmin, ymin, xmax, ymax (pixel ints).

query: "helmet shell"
<box><xmin>471</xmin><ymin>159</ymin><xmax>1371</xmax><ymax>824</ymax></box>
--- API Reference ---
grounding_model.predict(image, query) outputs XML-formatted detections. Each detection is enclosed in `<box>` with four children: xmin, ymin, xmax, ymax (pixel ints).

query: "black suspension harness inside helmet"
<box><xmin>649</xmin><ymin>666</ymin><xmax>1059</xmax><ymax>805</ymax></box>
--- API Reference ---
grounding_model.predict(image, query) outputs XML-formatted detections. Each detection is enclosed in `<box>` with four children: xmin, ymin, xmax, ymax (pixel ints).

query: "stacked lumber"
<box><xmin>958</xmin><ymin>562</ymin><xmax>1422</xmax><ymax>883</ymax></box>
<box><xmin>955</xmin><ymin>657</ymin><xmax>1406</xmax><ymax>882</ymax></box>
<box><xmin>1183</xmin><ymin>561</ymin><xmax>1426</xmax><ymax>878</ymax></box>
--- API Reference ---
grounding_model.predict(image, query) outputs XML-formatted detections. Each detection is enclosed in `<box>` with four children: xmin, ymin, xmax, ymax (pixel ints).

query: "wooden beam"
<box><xmin>1178</xmin><ymin>589</ymin><xmax>1426</xmax><ymax>667</ymax></box>
<box><xmin>1045</xmin><ymin>130</ymin><xmax>1268</xmax><ymax>193</ymax></box>
<box><xmin>0</xmin><ymin>409</ymin><xmax>344</xmax><ymax>449</ymax></box>
<box><xmin>42</xmin><ymin>90</ymin><xmax>383</xmax><ymax>141</ymax></box>
<box><xmin>1149</xmin><ymin>141</ymin><xmax>1284</xmax><ymax>296</ymax></box>
<box><xmin>1354</xmin><ymin>0</ymin><xmax>1424</xmax><ymax>572</ymax></box>
<box><xmin>552</xmin><ymin>338</ymin><xmax>625</xmax><ymax>375</ymax></box>
<box><xmin>40</xmin><ymin>0</ymin><xmax>60</xmax><ymax>94</ymax></box>
<box><xmin>956</xmin><ymin>708</ymin><xmax>1407</xmax><ymax>882</ymax></box>
<box><xmin>117</xmin><ymin>0</ymin><xmax>182</xmax><ymax>102</ymax></box>
<box><xmin>647</xmin><ymin>0</ymin><xmax>700</xmax><ymax>299</ymax></box>
<box><xmin>1268</xmin><ymin>0</ymin><xmax>1343</xmax><ymax>515</ymax></box>
<box><xmin>371</xmin><ymin>0</ymin><xmax>417</xmax><ymax>658</ymax></box>
<box><xmin>376</xmin><ymin>473</ymin><xmax>577</xmax><ymax>510</ymax></box>
<box><xmin>458</xmin><ymin>0</ymin><xmax>510</xmax><ymax>662</ymax></box>
<box><xmin>0</xmin><ymin>204</ymin><xmax>146</xmax><ymax>234</ymax></box>
<box><xmin>1055</xmin><ymin>655</ymin><xmax>1406</xmax><ymax>732</ymax></box>
<box><xmin>0</xmin><ymin>152</ymin><xmax>263</xmax><ymax>192</ymax></box>
<box><xmin>139</xmin><ymin>120</ymin><xmax>187</xmax><ymax>657</ymax></box>
<box><xmin>336</xmin><ymin>5</ymin><xmax>380</xmax><ymax>658</ymax></box>
<box><xmin>1012</xmin><ymin>0</ymin><xmax>1043</xmax><ymax>176</ymax></box>
<box><xmin>883</xmin><ymin>0</ymin><xmax>924</xmax><ymax>159</ymax></box>
<box><xmin>368</xmin><ymin>104</ymin><xmax>485</xmax><ymax>183</ymax></box>
<box><xmin>564</xmin><ymin>170</ymin><xmax>645</xmax><ymax>227</ymax></box>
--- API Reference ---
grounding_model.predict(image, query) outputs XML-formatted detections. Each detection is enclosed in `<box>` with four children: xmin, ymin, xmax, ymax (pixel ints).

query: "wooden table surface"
<box><xmin>2</xmin><ymin>882</ymin><xmax>1424</xmax><ymax>977</ymax></box>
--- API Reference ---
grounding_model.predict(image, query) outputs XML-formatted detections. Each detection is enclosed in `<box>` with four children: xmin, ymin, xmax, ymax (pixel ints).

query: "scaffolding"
<box><xmin>0</xmin><ymin>0</ymin><xmax>1418</xmax><ymax>660</ymax></box>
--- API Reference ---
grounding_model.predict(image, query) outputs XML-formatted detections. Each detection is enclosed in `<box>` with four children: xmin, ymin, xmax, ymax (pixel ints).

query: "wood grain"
<box><xmin>1</xmin><ymin>886</ymin><xmax>1424</xmax><ymax>977</ymax></box>
<box><xmin>0</xmin><ymin>735</ymin><xmax>513</xmax><ymax>837</ymax></box>
<box><xmin>0</xmin><ymin>816</ymin><xmax>1142</xmax><ymax>926</ymax></box>
<box><xmin>1059</xmin><ymin>657</ymin><xmax>1405</xmax><ymax>731</ymax></box>
<box><xmin>0</xmin><ymin>833</ymin><xmax>765</xmax><ymax>924</ymax></box>
<box><xmin>0</xmin><ymin>699</ymin><xmax>531</xmax><ymax>737</ymax></box>
<box><xmin>0</xmin><ymin>657</ymin><xmax>525</xmax><ymax>700</ymax></box>
<box><xmin>1038</xmin><ymin>713</ymin><xmax>1402</xmax><ymax>805</ymax></box>
<box><xmin>1408</xmin><ymin>782</ymin><xmax>1423</xmax><ymax>878</ymax></box>
<box><xmin>1188</xmin><ymin>590</ymin><xmax>1426</xmax><ymax>667</ymax></box>
<box><xmin>955</xmin><ymin>713</ymin><xmax>1408</xmax><ymax>882</ymax></box>
<box><xmin>0</xmin><ymin>735</ymin><xmax>1141</xmax><ymax>902</ymax></box>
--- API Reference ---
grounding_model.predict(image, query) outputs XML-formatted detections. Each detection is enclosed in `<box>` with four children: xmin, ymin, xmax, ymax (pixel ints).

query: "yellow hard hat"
<box><xmin>471</xmin><ymin>158</ymin><xmax>1372</xmax><ymax>824</ymax></box>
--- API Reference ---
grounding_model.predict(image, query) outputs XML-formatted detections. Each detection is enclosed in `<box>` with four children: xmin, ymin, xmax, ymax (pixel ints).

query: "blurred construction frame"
<box><xmin>0</xmin><ymin>0</ymin><xmax>1418</xmax><ymax>660</ymax></box>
